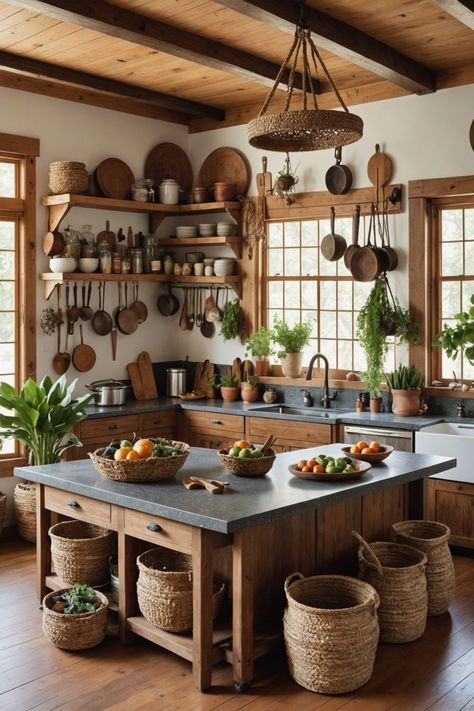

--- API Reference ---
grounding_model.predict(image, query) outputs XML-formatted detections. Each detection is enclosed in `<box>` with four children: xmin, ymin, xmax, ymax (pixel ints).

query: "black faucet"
<box><xmin>305</xmin><ymin>353</ymin><xmax>337</xmax><ymax>408</ymax></box>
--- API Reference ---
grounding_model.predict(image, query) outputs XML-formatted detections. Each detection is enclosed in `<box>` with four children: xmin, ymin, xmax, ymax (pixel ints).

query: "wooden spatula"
<box><xmin>96</xmin><ymin>220</ymin><xmax>116</xmax><ymax>250</ymax></box>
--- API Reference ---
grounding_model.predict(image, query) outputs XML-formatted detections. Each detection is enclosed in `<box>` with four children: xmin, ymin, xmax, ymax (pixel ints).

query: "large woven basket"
<box><xmin>354</xmin><ymin>531</ymin><xmax>428</xmax><ymax>644</ymax></box>
<box><xmin>217</xmin><ymin>448</ymin><xmax>275</xmax><ymax>477</ymax></box>
<box><xmin>283</xmin><ymin>572</ymin><xmax>380</xmax><ymax>694</ymax></box>
<box><xmin>137</xmin><ymin>547</ymin><xmax>225</xmax><ymax>633</ymax></box>
<box><xmin>392</xmin><ymin>520</ymin><xmax>455</xmax><ymax>616</ymax></box>
<box><xmin>42</xmin><ymin>588</ymin><xmax>108</xmax><ymax>650</ymax></box>
<box><xmin>49</xmin><ymin>520</ymin><xmax>116</xmax><ymax>586</ymax></box>
<box><xmin>49</xmin><ymin>161</ymin><xmax>88</xmax><ymax>194</ymax></box>
<box><xmin>14</xmin><ymin>480</ymin><xmax>36</xmax><ymax>543</ymax></box>
<box><xmin>89</xmin><ymin>440</ymin><xmax>190</xmax><ymax>482</ymax></box>
<box><xmin>0</xmin><ymin>492</ymin><xmax>6</xmax><ymax>537</ymax></box>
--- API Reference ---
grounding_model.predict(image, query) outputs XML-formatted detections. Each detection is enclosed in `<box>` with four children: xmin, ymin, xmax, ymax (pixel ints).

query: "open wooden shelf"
<box><xmin>159</xmin><ymin>235</ymin><xmax>241</xmax><ymax>258</ymax></box>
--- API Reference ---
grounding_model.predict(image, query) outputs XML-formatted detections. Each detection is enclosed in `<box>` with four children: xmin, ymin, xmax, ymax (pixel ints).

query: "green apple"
<box><xmin>250</xmin><ymin>449</ymin><xmax>263</xmax><ymax>458</ymax></box>
<box><xmin>239</xmin><ymin>448</ymin><xmax>252</xmax><ymax>458</ymax></box>
<box><xmin>120</xmin><ymin>439</ymin><xmax>133</xmax><ymax>449</ymax></box>
<box><xmin>229</xmin><ymin>447</ymin><xmax>241</xmax><ymax>457</ymax></box>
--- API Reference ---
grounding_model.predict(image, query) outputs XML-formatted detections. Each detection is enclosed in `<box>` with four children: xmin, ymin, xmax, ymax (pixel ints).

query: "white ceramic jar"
<box><xmin>159</xmin><ymin>178</ymin><xmax>181</xmax><ymax>205</ymax></box>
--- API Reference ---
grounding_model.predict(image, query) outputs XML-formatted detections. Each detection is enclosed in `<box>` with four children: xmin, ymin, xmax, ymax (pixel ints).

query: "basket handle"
<box><xmin>352</xmin><ymin>530</ymin><xmax>383</xmax><ymax>576</ymax></box>
<box><xmin>284</xmin><ymin>572</ymin><xmax>304</xmax><ymax>593</ymax></box>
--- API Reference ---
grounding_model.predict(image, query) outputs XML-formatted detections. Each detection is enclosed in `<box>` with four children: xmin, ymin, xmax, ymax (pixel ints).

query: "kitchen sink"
<box><xmin>415</xmin><ymin>422</ymin><xmax>474</xmax><ymax>483</ymax></box>
<box><xmin>255</xmin><ymin>405</ymin><xmax>348</xmax><ymax>418</ymax></box>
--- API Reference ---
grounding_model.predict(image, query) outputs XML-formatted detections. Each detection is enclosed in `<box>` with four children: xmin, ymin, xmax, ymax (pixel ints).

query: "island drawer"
<box><xmin>124</xmin><ymin>509</ymin><xmax>193</xmax><ymax>553</ymax></box>
<box><xmin>44</xmin><ymin>486</ymin><xmax>111</xmax><ymax>526</ymax></box>
<box><xmin>80</xmin><ymin>415</ymin><xmax>139</xmax><ymax>440</ymax></box>
<box><xmin>141</xmin><ymin>410</ymin><xmax>177</xmax><ymax>435</ymax></box>
<box><xmin>247</xmin><ymin>417</ymin><xmax>332</xmax><ymax>445</ymax></box>
<box><xmin>184</xmin><ymin>410</ymin><xmax>244</xmax><ymax>434</ymax></box>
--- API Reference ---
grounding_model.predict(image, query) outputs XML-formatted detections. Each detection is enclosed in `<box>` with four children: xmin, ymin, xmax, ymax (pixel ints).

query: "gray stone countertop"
<box><xmin>15</xmin><ymin>445</ymin><xmax>455</xmax><ymax>534</ymax></box>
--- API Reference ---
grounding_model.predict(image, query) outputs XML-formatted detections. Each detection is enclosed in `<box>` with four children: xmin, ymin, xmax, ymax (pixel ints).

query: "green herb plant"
<box><xmin>218</xmin><ymin>373</ymin><xmax>238</xmax><ymax>388</ymax></box>
<box><xmin>0</xmin><ymin>376</ymin><xmax>92</xmax><ymax>465</ymax></box>
<box><xmin>220</xmin><ymin>298</ymin><xmax>241</xmax><ymax>341</ymax></box>
<box><xmin>52</xmin><ymin>584</ymin><xmax>100</xmax><ymax>614</ymax></box>
<box><xmin>244</xmin><ymin>327</ymin><xmax>274</xmax><ymax>359</ymax></box>
<box><xmin>386</xmin><ymin>364</ymin><xmax>425</xmax><ymax>391</ymax></box>
<box><xmin>433</xmin><ymin>293</ymin><xmax>474</xmax><ymax>364</ymax></box>
<box><xmin>272</xmin><ymin>316</ymin><xmax>312</xmax><ymax>358</ymax></box>
<box><xmin>241</xmin><ymin>374</ymin><xmax>257</xmax><ymax>388</ymax></box>
<box><xmin>356</xmin><ymin>277</ymin><xmax>388</xmax><ymax>398</ymax></box>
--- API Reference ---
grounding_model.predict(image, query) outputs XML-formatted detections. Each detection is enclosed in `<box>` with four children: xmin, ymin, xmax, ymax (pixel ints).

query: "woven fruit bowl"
<box><xmin>217</xmin><ymin>448</ymin><xmax>275</xmax><ymax>478</ymax></box>
<box><xmin>89</xmin><ymin>440</ymin><xmax>190</xmax><ymax>482</ymax></box>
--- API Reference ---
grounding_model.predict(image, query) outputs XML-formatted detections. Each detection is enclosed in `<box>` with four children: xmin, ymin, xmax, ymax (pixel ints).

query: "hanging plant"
<box><xmin>220</xmin><ymin>298</ymin><xmax>241</xmax><ymax>341</ymax></box>
<box><xmin>274</xmin><ymin>153</ymin><xmax>299</xmax><ymax>205</ymax></box>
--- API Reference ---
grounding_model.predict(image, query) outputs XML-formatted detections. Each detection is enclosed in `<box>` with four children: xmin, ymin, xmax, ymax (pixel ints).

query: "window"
<box><xmin>263</xmin><ymin>216</ymin><xmax>397</xmax><ymax>372</ymax></box>
<box><xmin>433</xmin><ymin>201</ymin><xmax>474</xmax><ymax>381</ymax></box>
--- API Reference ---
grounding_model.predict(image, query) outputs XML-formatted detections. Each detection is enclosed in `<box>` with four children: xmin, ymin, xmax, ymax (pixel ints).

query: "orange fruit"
<box><xmin>350</xmin><ymin>445</ymin><xmax>361</xmax><ymax>454</ymax></box>
<box><xmin>357</xmin><ymin>441</ymin><xmax>369</xmax><ymax>450</ymax></box>
<box><xmin>361</xmin><ymin>447</ymin><xmax>375</xmax><ymax>454</ymax></box>
<box><xmin>126</xmin><ymin>450</ymin><xmax>140</xmax><ymax>461</ymax></box>
<box><xmin>114</xmin><ymin>447</ymin><xmax>132</xmax><ymax>461</ymax></box>
<box><xmin>234</xmin><ymin>439</ymin><xmax>251</xmax><ymax>450</ymax></box>
<box><xmin>301</xmin><ymin>465</ymin><xmax>312</xmax><ymax>472</ymax></box>
<box><xmin>306</xmin><ymin>459</ymin><xmax>317</xmax><ymax>469</ymax></box>
<box><xmin>134</xmin><ymin>439</ymin><xmax>155</xmax><ymax>459</ymax></box>
<box><xmin>313</xmin><ymin>464</ymin><xmax>325</xmax><ymax>473</ymax></box>
<box><xmin>297</xmin><ymin>460</ymin><xmax>307</xmax><ymax>470</ymax></box>
<box><xmin>369</xmin><ymin>441</ymin><xmax>381</xmax><ymax>452</ymax></box>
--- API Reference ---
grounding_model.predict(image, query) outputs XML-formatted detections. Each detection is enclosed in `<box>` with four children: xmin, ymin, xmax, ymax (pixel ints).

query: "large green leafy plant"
<box><xmin>272</xmin><ymin>316</ymin><xmax>312</xmax><ymax>358</ymax></box>
<box><xmin>433</xmin><ymin>294</ymin><xmax>474</xmax><ymax>365</ymax></box>
<box><xmin>386</xmin><ymin>364</ymin><xmax>425</xmax><ymax>390</ymax></box>
<box><xmin>0</xmin><ymin>376</ymin><xmax>92</xmax><ymax>465</ymax></box>
<box><xmin>244</xmin><ymin>327</ymin><xmax>274</xmax><ymax>359</ymax></box>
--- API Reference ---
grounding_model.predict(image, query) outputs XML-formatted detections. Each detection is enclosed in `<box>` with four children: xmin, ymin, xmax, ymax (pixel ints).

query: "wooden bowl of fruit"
<box><xmin>89</xmin><ymin>437</ymin><xmax>190</xmax><ymax>482</ymax></box>
<box><xmin>217</xmin><ymin>439</ymin><xmax>275</xmax><ymax>478</ymax></box>
<box><xmin>289</xmin><ymin>454</ymin><xmax>371</xmax><ymax>481</ymax></box>
<box><xmin>341</xmin><ymin>440</ymin><xmax>393</xmax><ymax>463</ymax></box>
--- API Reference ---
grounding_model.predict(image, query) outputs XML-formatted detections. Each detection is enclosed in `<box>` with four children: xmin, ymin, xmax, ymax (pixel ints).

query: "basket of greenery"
<box><xmin>244</xmin><ymin>327</ymin><xmax>274</xmax><ymax>375</ymax></box>
<box><xmin>386</xmin><ymin>364</ymin><xmax>425</xmax><ymax>416</ymax></box>
<box><xmin>272</xmin><ymin>316</ymin><xmax>312</xmax><ymax>378</ymax></box>
<box><xmin>241</xmin><ymin>374</ymin><xmax>259</xmax><ymax>403</ymax></box>
<box><xmin>43</xmin><ymin>584</ymin><xmax>109</xmax><ymax>650</ymax></box>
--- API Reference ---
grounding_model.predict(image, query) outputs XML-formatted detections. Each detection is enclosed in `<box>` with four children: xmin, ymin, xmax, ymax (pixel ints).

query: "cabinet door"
<box><xmin>189</xmin><ymin>429</ymin><xmax>236</xmax><ymax>451</ymax></box>
<box><xmin>426</xmin><ymin>479</ymin><xmax>474</xmax><ymax>548</ymax></box>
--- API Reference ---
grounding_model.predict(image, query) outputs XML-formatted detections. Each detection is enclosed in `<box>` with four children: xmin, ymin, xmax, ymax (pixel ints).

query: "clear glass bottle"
<box><xmin>112</xmin><ymin>252</ymin><xmax>122</xmax><ymax>274</ymax></box>
<box><xmin>121</xmin><ymin>255</ymin><xmax>131</xmax><ymax>274</ymax></box>
<box><xmin>81</xmin><ymin>224</ymin><xmax>96</xmax><ymax>255</ymax></box>
<box><xmin>63</xmin><ymin>225</ymin><xmax>81</xmax><ymax>263</ymax></box>
<box><xmin>131</xmin><ymin>248</ymin><xmax>144</xmax><ymax>274</ymax></box>
<box><xmin>100</xmin><ymin>250</ymin><xmax>112</xmax><ymax>275</ymax></box>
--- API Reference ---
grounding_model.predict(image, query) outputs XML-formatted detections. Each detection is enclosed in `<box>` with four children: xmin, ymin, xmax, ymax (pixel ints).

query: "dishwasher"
<box><xmin>343</xmin><ymin>426</ymin><xmax>413</xmax><ymax>452</ymax></box>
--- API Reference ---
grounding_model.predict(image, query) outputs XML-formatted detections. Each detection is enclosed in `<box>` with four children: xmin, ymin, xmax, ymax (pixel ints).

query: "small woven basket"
<box><xmin>137</xmin><ymin>547</ymin><xmax>225</xmax><ymax>633</ymax></box>
<box><xmin>89</xmin><ymin>441</ymin><xmax>190</xmax><ymax>482</ymax></box>
<box><xmin>49</xmin><ymin>520</ymin><xmax>116</xmax><ymax>586</ymax></box>
<box><xmin>217</xmin><ymin>448</ymin><xmax>275</xmax><ymax>477</ymax></box>
<box><xmin>49</xmin><ymin>161</ymin><xmax>89</xmax><ymax>195</ymax></box>
<box><xmin>391</xmin><ymin>520</ymin><xmax>455</xmax><ymax>616</ymax></box>
<box><xmin>354</xmin><ymin>531</ymin><xmax>428</xmax><ymax>644</ymax></box>
<box><xmin>0</xmin><ymin>492</ymin><xmax>6</xmax><ymax>537</ymax></box>
<box><xmin>49</xmin><ymin>161</ymin><xmax>86</xmax><ymax>171</ymax></box>
<box><xmin>42</xmin><ymin>588</ymin><xmax>108</xmax><ymax>650</ymax></box>
<box><xmin>14</xmin><ymin>480</ymin><xmax>36</xmax><ymax>543</ymax></box>
<box><xmin>283</xmin><ymin>572</ymin><xmax>380</xmax><ymax>694</ymax></box>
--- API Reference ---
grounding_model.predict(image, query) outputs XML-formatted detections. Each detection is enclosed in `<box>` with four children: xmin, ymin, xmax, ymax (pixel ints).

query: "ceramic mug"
<box><xmin>182</xmin><ymin>262</ymin><xmax>193</xmax><ymax>276</ymax></box>
<box><xmin>163</xmin><ymin>257</ymin><xmax>174</xmax><ymax>275</ymax></box>
<box><xmin>194</xmin><ymin>263</ymin><xmax>205</xmax><ymax>276</ymax></box>
<box><xmin>204</xmin><ymin>265</ymin><xmax>214</xmax><ymax>276</ymax></box>
<box><xmin>173</xmin><ymin>263</ymin><xmax>183</xmax><ymax>276</ymax></box>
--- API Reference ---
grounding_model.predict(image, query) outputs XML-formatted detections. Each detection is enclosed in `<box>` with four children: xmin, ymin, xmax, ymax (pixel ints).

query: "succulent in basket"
<box><xmin>51</xmin><ymin>584</ymin><xmax>100</xmax><ymax>614</ymax></box>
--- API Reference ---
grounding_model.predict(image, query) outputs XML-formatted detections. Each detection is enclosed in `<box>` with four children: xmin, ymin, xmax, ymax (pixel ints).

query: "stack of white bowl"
<box><xmin>217</xmin><ymin>222</ymin><xmax>236</xmax><ymax>237</ymax></box>
<box><xmin>176</xmin><ymin>225</ymin><xmax>198</xmax><ymax>238</ymax></box>
<box><xmin>214</xmin><ymin>258</ymin><xmax>236</xmax><ymax>276</ymax></box>
<box><xmin>199</xmin><ymin>223</ymin><xmax>216</xmax><ymax>236</ymax></box>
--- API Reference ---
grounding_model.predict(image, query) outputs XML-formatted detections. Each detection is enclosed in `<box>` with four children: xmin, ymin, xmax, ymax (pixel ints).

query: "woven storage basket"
<box><xmin>217</xmin><ymin>448</ymin><xmax>275</xmax><ymax>477</ymax></box>
<box><xmin>49</xmin><ymin>520</ymin><xmax>116</xmax><ymax>586</ymax></box>
<box><xmin>137</xmin><ymin>547</ymin><xmax>225</xmax><ymax>633</ymax></box>
<box><xmin>14</xmin><ymin>480</ymin><xmax>36</xmax><ymax>543</ymax></box>
<box><xmin>283</xmin><ymin>572</ymin><xmax>380</xmax><ymax>694</ymax></box>
<box><xmin>0</xmin><ymin>492</ymin><xmax>6</xmax><ymax>537</ymax></box>
<box><xmin>89</xmin><ymin>440</ymin><xmax>190</xmax><ymax>482</ymax></box>
<box><xmin>42</xmin><ymin>588</ymin><xmax>108</xmax><ymax>650</ymax></box>
<box><xmin>392</xmin><ymin>520</ymin><xmax>455</xmax><ymax>616</ymax></box>
<box><xmin>49</xmin><ymin>161</ymin><xmax>86</xmax><ymax>171</ymax></box>
<box><xmin>49</xmin><ymin>171</ymin><xmax>89</xmax><ymax>195</ymax></box>
<box><xmin>354</xmin><ymin>531</ymin><xmax>428</xmax><ymax>644</ymax></box>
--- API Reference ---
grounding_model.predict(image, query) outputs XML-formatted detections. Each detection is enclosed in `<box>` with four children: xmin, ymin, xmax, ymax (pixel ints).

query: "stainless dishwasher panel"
<box><xmin>343</xmin><ymin>426</ymin><xmax>413</xmax><ymax>452</ymax></box>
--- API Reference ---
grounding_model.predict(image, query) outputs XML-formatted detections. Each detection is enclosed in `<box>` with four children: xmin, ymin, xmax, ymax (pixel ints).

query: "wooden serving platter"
<box><xmin>96</xmin><ymin>158</ymin><xmax>135</xmax><ymax>200</ymax></box>
<box><xmin>144</xmin><ymin>142</ymin><xmax>193</xmax><ymax>194</ymax></box>
<box><xmin>198</xmin><ymin>147</ymin><xmax>250</xmax><ymax>196</ymax></box>
<box><xmin>288</xmin><ymin>459</ymin><xmax>372</xmax><ymax>481</ymax></box>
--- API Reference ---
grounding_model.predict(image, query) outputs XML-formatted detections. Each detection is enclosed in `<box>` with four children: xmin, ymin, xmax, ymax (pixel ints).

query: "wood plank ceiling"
<box><xmin>0</xmin><ymin>0</ymin><xmax>471</xmax><ymax>131</ymax></box>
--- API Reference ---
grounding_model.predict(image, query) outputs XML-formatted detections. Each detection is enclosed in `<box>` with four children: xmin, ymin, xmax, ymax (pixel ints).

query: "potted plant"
<box><xmin>433</xmin><ymin>294</ymin><xmax>474</xmax><ymax>366</ymax></box>
<box><xmin>386</xmin><ymin>364</ymin><xmax>425</xmax><ymax>416</ymax></box>
<box><xmin>244</xmin><ymin>327</ymin><xmax>274</xmax><ymax>376</ymax></box>
<box><xmin>43</xmin><ymin>583</ymin><xmax>109</xmax><ymax>650</ymax></box>
<box><xmin>216</xmin><ymin>373</ymin><xmax>240</xmax><ymax>402</ymax></box>
<box><xmin>272</xmin><ymin>316</ymin><xmax>312</xmax><ymax>378</ymax></box>
<box><xmin>241</xmin><ymin>374</ymin><xmax>259</xmax><ymax>403</ymax></box>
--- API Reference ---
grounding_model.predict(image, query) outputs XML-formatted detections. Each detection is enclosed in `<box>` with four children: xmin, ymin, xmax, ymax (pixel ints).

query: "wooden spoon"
<box><xmin>179</xmin><ymin>288</ymin><xmax>189</xmax><ymax>330</ymax></box>
<box><xmin>53</xmin><ymin>319</ymin><xmax>70</xmax><ymax>374</ymax></box>
<box><xmin>80</xmin><ymin>282</ymin><xmax>93</xmax><ymax>321</ymax></box>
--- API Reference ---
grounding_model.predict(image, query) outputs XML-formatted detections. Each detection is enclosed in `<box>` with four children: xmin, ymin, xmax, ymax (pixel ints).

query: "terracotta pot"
<box><xmin>391</xmin><ymin>389</ymin><xmax>421</xmax><ymax>417</ymax></box>
<box><xmin>255</xmin><ymin>357</ymin><xmax>270</xmax><ymax>376</ymax></box>
<box><xmin>220</xmin><ymin>386</ymin><xmax>240</xmax><ymax>402</ymax></box>
<box><xmin>241</xmin><ymin>386</ymin><xmax>259</xmax><ymax>403</ymax></box>
<box><xmin>370</xmin><ymin>397</ymin><xmax>383</xmax><ymax>413</ymax></box>
<box><xmin>214</xmin><ymin>182</ymin><xmax>237</xmax><ymax>201</ymax></box>
<box><xmin>281</xmin><ymin>352</ymin><xmax>303</xmax><ymax>378</ymax></box>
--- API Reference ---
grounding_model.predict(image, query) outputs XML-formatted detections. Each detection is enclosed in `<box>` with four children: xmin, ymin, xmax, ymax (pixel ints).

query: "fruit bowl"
<box><xmin>289</xmin><ymin>456</ymin><xmax>371</xmax><ymax>481</ymax></box>
<box><xmin>217</xmin><ymin>448</ymin><xmax>275</xmax><ymax>478</ymax></box>
<box><xmin>341</xmin><ymin>445</ymin><xmax>394</xmax><ymax>463</ymax></box>
<box><xmin>89</xmin><ymin>440</ymin><xmax>190</xmax><ymax>482</ymax></box>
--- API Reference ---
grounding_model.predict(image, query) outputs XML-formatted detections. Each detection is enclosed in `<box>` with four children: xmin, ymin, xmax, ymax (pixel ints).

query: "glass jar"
<box><xmin>173</xmin><ymin>263</ymin><xmax>183</xmax><ymax>276</ymax></box>
<box><xmin>112</xmin><ymin>252</ymin><xmax>122</xmax><ymax>274</ymax></box>
<box><xmin>100</xmin><ymin>250</ymin><xmax>112</xmax><ymax>275</ymax></box>
<box><xmin>121</xmin><ymin>256</ymin><xmax>131</xmax><ymax>274</ymax></box>
<box><xmin>63</xmin><ymin>225</ymin><xmax>81</xmax><ymax>263</ymax></box>
<box><xmin>81</xmin><ymin>224</ymin><xmax>96</xmax><ymax>253</ymax></box>
<box><xmin>163</xmin><ymin>255</ymin><xmax>174</xmax><ymax>275</ymax></box>
<box><xmin>143</xmin><ymin>235</ymin><xmax>156</xmax><ymax>273</ymax></box>
<box><xmin>131</xmin><ymin>248</ymin><xmax>144</xmax><ymax>274</ymax></box>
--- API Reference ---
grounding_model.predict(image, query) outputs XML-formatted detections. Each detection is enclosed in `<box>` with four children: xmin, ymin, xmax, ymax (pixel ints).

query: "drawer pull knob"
<box><xmin>108</xmin><ymin>424</ymin><xmax>119</xmax><ymax>430</ymax></box>
<box><xmin>147</xmin><ymin>522</ymin><xmax>163</xmax><ymax>533</ymax></box>
<box><xmin>211</xmin><ymin>419</ymin><xmax>223</xmax><ymax>425</ymax></box>
<box><xmin>67</xmin><ymin>500</ymin><xmax>80</xmax><ymax>508</ymax></box>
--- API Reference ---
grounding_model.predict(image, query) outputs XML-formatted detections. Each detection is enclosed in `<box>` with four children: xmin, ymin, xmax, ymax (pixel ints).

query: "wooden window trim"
<box><xmin>408</xmin><ymin>175</ymin><xmax>474</xmax><ymax>392</ymax></box>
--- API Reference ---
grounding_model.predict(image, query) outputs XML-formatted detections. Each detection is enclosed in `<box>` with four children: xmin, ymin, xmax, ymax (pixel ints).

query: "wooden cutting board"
<box><xmin>96</xmin><ymin>158</ymin><xmax>135</xmax><ymax>200</ymax></box>
<box><xmin>232</xmin><ymin>357</ymin><xmax>242</xmax><ymax>387</ymax></box>
<box><xmin>367</xmin><ymin>144</ymin><xmax>392</xmax><ymax>200</ymax></box>
<box><xmin>255</xmin><ymin>156</ymin><xmax>272</xmax><ymax>196</ymax></box>
<box><xmin>96</xmin><ymin>220</ymin><xmax>116</xmax><ymax>250</ymax></box>
<box><xmin>137</xmin><ymin>351</ymin><xmax>158</xmax><ymax>399</ymax></box>
<box><xmin>242</xmin><ymin>359</ymin><xmax>254</xmax><ymax>382</ymax></box>
<box><xmin>127</xmin><ymin>362</ymin><xmax>145</xmax><ymax>400</ymax></box>
<box><xmin>193</xmin><ymin>360</ymin><xmax>215</xmax><ymax>396</ymax></box>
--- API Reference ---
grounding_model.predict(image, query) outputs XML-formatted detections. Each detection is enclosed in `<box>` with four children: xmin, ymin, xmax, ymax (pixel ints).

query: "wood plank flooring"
<box><xmin>1</xmin><ymin>538</ymin><xmax>474</xmax><ymax>710</ymax></box>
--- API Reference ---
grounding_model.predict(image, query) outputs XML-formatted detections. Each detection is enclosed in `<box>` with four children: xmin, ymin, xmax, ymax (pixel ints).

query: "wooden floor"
<box><xmin>1</xmin><ymin>539</ymin><xmax>474</xmax><ymax>711</ymax></box>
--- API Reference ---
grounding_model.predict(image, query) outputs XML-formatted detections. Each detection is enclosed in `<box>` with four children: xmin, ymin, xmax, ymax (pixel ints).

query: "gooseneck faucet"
<box><xmin>305</xmin><ymin>353</ymin><xmax>337</xmax><ymax>408</ymax></box>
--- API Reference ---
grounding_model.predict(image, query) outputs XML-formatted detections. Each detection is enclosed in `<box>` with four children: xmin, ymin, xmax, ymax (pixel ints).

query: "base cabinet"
<box><xmin>425</xmin><ymin>478</ymin><xmax>474</xmax><ymax>548</ymax></box>
<box><xmin>245</xmin><ymin>416</ymin><xmax>333</xmax><ymax>452</ymax></box>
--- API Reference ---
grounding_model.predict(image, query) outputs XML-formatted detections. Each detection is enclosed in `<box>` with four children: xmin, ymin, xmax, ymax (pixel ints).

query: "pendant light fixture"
<box><xmin>248</xmin><ymin>6</ymin><xmax>363</xmax><ymax>152</ymax></box>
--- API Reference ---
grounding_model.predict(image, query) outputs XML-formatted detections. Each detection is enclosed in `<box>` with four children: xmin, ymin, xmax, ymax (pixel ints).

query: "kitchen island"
<box><xmin>16</xmin><ymin>445</ymin><xmax>456</xmax><ymax>692</ymax></box>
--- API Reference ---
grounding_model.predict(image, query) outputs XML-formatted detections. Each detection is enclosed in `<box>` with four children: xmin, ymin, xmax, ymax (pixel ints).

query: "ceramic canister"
<box><xmin>159</xmin><ymin>179</ymin><xmax>181</xmax><ymax>205</ymax></box>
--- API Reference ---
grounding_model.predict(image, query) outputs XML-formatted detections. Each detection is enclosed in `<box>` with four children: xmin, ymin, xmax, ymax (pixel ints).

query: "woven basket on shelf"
<box><xmin>0</xmin><ymin>492</ymin><xmax>6</xmax><ymax>537</ymax></box>
<box><xmin>49</xmin><ymin>161</ymin><xmax>88</xmax><ymax>194</ymax></box>
<box><xmin>49</xmin><ymin>161</ymin><xmax>86</xmax><ymax>171</ymax></box>
<box><xmin>49</xmin><ymin>520</ymin><xmax>116</xmax><ymax>586</ymax></box>
<box><xmin>354</xmin><ymin>531</ymin><xmax>428</xmax><ymax>644</ymax></box>
<box><xmin>392</xmin><ymin>520</ymin><xmax>455</xmax><ymax>616</ymax></box>
<box><xmin>283</xmin><ymin>572</ymin><xmax>380</xmax><ymax>694</ymax></box>
<box><xmin>89</xmin><ymin>441</ymin><xmax>190</xmax><ymax>482</ymax></box>
<box><xmin>14</xmin><ymin>480</ymin><xmax>36</xmax><ymax>543</ymax></box>
<box><xmin>42</xmin><ymin>588</ymin><xmax>108</xmax><ymax>650</ymax></box>
<box><xmin>136</xmin><ymin>547</ymin><xmax>225</xmax><ymax>633</ymax></box>
<box><xmin>217</xmin><ymin>448</ymin><xmax>275</xmax><ymax>477</ymax></box>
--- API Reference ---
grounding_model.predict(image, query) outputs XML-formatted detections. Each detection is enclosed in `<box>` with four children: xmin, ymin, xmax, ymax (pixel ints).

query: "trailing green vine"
<box><xmin>220</xmin><ymin>298</ymin><xmax>241</xmax><ymax>341</ymax></box>
<box><xmin>356</xmin><ymin>277</ymin><xmax>388</xmax><ymax>398</ymax></box>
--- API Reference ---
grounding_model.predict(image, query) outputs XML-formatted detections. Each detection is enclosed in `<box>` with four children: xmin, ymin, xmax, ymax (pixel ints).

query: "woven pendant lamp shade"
<box><xmin>248</xmin><ymin>20</ymin><xmax>363</xmax><ymax>152</ymax></box>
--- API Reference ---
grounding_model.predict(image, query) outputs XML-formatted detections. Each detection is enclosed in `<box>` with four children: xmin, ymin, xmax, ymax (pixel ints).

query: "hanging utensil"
<box><xmin>111</xmin><ymin>327</ymin><xmax>118</xmax><ymax>361</ymax></box>
<box><xmin>92</xmin><ymin>282</ymin><xmax>113</xmax><ymax>336</ymax></box>
<box><xmin>367</xmin><ymin>144</ymin><xmax>393</xmax><ymax>205</ymax></box>
<box><xmin>350</xmin><ymin>204</ymin><xmax>383</xmax><ymax>282</ymax></box>
<box><xmin>180</xmin><ymin>288</ymin><xmax>189</xmax><ymax>330</ymax></box>
<box><xmin>52</xmin><ymin>287</ymin><xmax>69</xmax><ymax>375</ymax></box>
<box><xmin>195</xmin><ymin>289</ymin><xmax>203</xmax><ymax>328</ymax></box>
<box><xmin>67</xmin><ymin>282</ymin><xmax>80</xmax><ymax>327</ymax></box>
<box><xmin>157</xmin><ymin>285</ymin><xmax>179</xmax><ymax>316</ymax></box>
<box><xmin>325</xmin><ymin>146</ymin><xmax>353</xmax><ymax>195</ymax></box>
<box><xmin>321</xmin><ymin>207</ymin><xmax>347</xmax><ymax>262</ymax></box>
<box><xmin>380</xmin><ymin>200</ymin><xmax>398</xmax><ymax>271</ymax></box>
<box><xmin>129</xmin><ymin>282</ymin><xmax>148</xmax><ymax>323</ymax></box>
<box><xmin>117</xmin><ymin>282</ymin><xmax>138</xmax><ymax>335</ymax></box>
<box><xmin>72</xmin><ymin>324</ymin><xmax>96</xmax><ymax>372</ymax></box>
<box><xmin>207</xmin><ymin>287</ymin><xmax>220</xmax><ymax>322</ymax></box>
<box><xmin>188</xmin><ymin>288</ymin><xmax>195</xmax><ymax>330</ymax></box>
<box><xmin>114</xmin><ymin>282</ymin><xmax>124</xmax><ymax>327</ymax></box>
<box><xmin>344</xmin><ymin>204</ymin><xmax>361</xmax><ymax>269</ymax></box>
<box><xmin>80</xmin><ymin>282</ymin><xmax>93</xmax><ymax>321</ymax></box>
<box><xmin>201</xmin><ymin>293</ymin><xmax>215</xmax><ymax>338</ymax></box>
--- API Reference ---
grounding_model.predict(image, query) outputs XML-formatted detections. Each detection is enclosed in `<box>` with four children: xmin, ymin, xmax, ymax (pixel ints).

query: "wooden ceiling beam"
<box><xmin>0</xmin><ymin>49</ymin><xmax>222</xmax><ymax>120</ymax></box>
<box><xmin>214</xmin><ymin>0</ymin><xmax>436</xmax><ymax>95</ymax></box>
<box><xmin>432</xmin><ymin>0</ymin><xmax>474</xmax><ymax>30</ymax></box>
<box><xmin>5</xmin><ymin>0</ymin><xmax>315</xmax><ymax>93</ymax></box>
